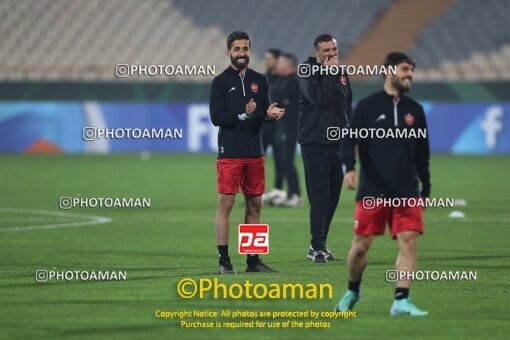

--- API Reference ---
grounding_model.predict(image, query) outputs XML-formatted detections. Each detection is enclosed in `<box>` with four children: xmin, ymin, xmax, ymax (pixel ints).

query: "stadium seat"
<box><xmin>0</xmin><ymin>0</ymin><xmax>508</xmax><ymax>81</ymax></box>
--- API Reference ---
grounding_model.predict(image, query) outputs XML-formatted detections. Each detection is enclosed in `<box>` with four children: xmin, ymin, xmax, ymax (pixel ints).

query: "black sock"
<box><xmin>395</xmin><ymin>287</ymin><xmax>409</xmax><ymax>300</ymax></box>
<box><xmin>348</xmin><ymin>280</ymin><xmax>361</xmax><ymax>293</ymax></box>
<box><xmin>217</xmin><ymin>245</ymin><xmax>229</xmax><ymax>261</ymax></box>
<box><xmin>246</xmin><ymin>254</ymin><xmax>260</xmax><ymax>265</ymax></box>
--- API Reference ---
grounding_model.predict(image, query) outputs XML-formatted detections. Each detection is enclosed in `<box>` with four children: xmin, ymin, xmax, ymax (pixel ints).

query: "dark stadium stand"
<box><xmin>0</xmin><ymin>0</ymin><xmax>508</xmax><ymax>80</ymax></box>
<box><xmin>411</xmin><ymin>0</ymin><xmax>509</xmax><ymax>67</ymax></box>
<box><xmin>409</xmin><ymin>0</ymin><xmax>510</xmax><ymax>80</ymax></box>
<box><xmin>171</xmin><ymin>0</ymin><xmax>394</xmax><ymax>62</ymax></box>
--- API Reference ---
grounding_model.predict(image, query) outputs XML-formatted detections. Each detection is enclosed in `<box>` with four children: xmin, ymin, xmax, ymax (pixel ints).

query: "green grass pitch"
<box><xmin>0</xmin><ymin>154</ymin><xmax>509</xmax><ymax>339</ymax></box>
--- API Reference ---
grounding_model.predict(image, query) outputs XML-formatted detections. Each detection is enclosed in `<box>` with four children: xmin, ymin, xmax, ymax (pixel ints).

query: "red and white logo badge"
<box><xmin>238</xmin><ymin>224</ymin><xmax>269</xmax><ymax>254</ymax></box>
<box><xmin>250</xmin><ymin>83</ymin><xmax>258</xmax><ymax>93</ymax></box>
<box><xmin>405</xmin><ymin>113</ymin><xmax>414</xmax><ymax>126</ymax></box>
<box><xmin>340</xmin><ymin>76</ymin><xmax>347</xmax><ymax>85</ymax></box>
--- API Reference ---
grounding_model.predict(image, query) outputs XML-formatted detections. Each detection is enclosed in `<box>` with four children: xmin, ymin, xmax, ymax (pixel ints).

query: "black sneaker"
<box><xmin>311</xmin><ymin>249</ymin><xmax>328</xmax><ymax>263</ymax></box>
<box><xmin>307</xmin><ymin>246</ymin><xmax>313</xmax><ymax>260</ymax></box>
<box><xmin>218</xmin><ymin>257</ymin><xmax>236</xmax><ymax>274</ymax></box>
<box><xmin>324</xmin><ymin>248</ymin><xmax>337</xmax><ymax>261</ymax></box>
<box><xmin>307</xmin><ymin>246</ymin><xmax>328</xmax><ymax>262</ymax></box>
<box><xmin>245</xmin><ymin>259</ymin><xmax>278</xmax><ymax>273</ymax></box>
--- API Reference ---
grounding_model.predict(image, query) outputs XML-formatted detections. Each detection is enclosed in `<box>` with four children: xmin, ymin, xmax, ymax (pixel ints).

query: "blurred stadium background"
<box><xmin>1</xmin><ymin>1</ymin><xmax>510</xmax><ymax>338</ymax></box>
<box><xmin>0</xmin><ymin>0</ymin><xmax>509</xmax><ymax>154</ymax></box>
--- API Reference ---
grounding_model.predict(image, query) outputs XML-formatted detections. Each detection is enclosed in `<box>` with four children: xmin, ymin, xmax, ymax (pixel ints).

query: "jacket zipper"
<box><xmin>393</xmin><ymin>97</ymin><xmax>400</xmax><ymax>127</ymax></box>
<box><xmin>239</xmin><ymin>73</ymin><xmax>246</xmax><ymax>97</ymax></box>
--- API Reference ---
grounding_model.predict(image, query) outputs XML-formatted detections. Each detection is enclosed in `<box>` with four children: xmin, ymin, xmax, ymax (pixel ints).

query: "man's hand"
<box><xmin>245</xmin><ymin>98</ymin><xmax>256</xmax><ymax>116</ymax></box>
<box><xmin>324</xmin><ymin>56</ymin><xmax>339</xmax><ymax>67</ymax></box>
<box><xmin>267</xmin><ymin>102</ymin><xmax>285</xmax><ymax>120</ymax></box>
<box><xmin>344</xmin><ymin>170</ymin><xmax>357</xmax><ymax>190</ymax></box>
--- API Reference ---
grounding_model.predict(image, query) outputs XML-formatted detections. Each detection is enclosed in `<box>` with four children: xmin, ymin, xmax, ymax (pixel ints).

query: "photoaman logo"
<box><xmin>176</xmin><ymin>278</ymin><xmax>333</xmax><ymax>299</ymax></box>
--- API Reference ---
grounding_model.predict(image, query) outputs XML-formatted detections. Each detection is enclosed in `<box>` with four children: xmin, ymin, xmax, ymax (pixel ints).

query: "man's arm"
<box><xmin>298</xmin><ymin>65</ymin><xmax>337</xmax><ymax>107</ymax></box>
<box><xmin>260</xmin><ymin>76</ymin><xmax>284</xmax><ymax>121</ymax></box>
<box><xmin>341</xmin><ymin>101</ymin><xmax>363</xmax><ymax>189</ymax></box>
<box><xmin>209</xmin><ymin>76</ymin><xmax>238</xmax><ymax>127</ymax></box>
<box><xmin>346</xmin><ymin>76</ymin><xmax>354</xmax><ymax>120</ymax></box>
<box><xmin>262</xmin><ymin>76</ymin><xmax>276</xmax><ymax>122</ymax></box>
<box><xmin>415</xmin><ymin>106</ymin><xmax>431</xmax><ymax>197</ymax></box>
<box><xmin>342</xmin><ymin>102</ymin><xmax>364</xmax><ymax>171</ymax></box>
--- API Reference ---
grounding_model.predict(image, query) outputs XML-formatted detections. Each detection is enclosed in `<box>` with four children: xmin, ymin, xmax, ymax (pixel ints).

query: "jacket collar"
<box><xmin>227</xmin><ymin>65</ymin><xmax>250</xmax><ymax>75</ymax></box>
<box><xmin>381</xmin><ymin>89</ymin><xmax>406</xmax><ymax>102</ymax></box>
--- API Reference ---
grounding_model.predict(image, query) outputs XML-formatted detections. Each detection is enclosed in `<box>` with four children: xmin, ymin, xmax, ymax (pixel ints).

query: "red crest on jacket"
<box><xmin>405</xmin><ymin>113</ymin><xmax>414</xmax><ymax>126</ymax></box>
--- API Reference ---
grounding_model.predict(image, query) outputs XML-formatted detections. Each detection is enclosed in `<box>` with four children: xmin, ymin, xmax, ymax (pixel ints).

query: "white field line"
<box><xmin>0</xmin><ymin>208</ymin><xmax>112</xmax><ymax>232</ymax></box>
<box><xmin>1</xmin><ymin>208</ymin><xmax>507</xmax><ymax>232</ymax></box>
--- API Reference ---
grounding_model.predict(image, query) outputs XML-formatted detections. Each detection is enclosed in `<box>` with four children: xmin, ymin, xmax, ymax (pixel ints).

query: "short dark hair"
<box><xmin>266</xmin><ymin>48</ymin><xmax>282</xmax><ymax>59</ymax></box>
<box><xmin>227</xmin><ymin>31</ymin><xmax>250</xmax><ymax>50</ymax></box>
<box><xmin>383</xmin><ymin>52</ymin><xmax>416</xmax><ymax>69</ymax></box>
<box><xmin>314</xmin><ymin>34</ymin><xmax>335</xmax><ymax>49</ymax></box>
<box><xmin>281</xmin><ymin>53</ymin><xmax>298</xmax><ymax>68</ymax></box>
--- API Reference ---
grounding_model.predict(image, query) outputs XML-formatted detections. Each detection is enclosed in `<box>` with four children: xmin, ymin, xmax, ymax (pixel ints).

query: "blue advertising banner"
<box><xmin>0</xmin><ymin>102</ymin><xmax>508</xmax><ymax>154</ymax></box>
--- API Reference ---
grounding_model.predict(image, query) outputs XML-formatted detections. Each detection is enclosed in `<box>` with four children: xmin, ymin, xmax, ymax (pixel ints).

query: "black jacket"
<box><xmin>209</xmin><ymin>66</ymin><xmax>272</xmax><ymax>158</ymax></box>
<box><xmin>298</xmin><ymin>57</ymin><xmax>352</xmax><ymax>145</ymax></box>
<box><xmin>342</xmin><ymin>90</ymin><xmax>431</xmax><ymax>199</ymax></box>
<box><xmin>265</xmin><ymin>71</ymin><xmax>280</xmax><ymax>103</ymax></box>
<box><xmin>272</xmin><ymin>73</ymin><xmax>299</xmax><ymax>136</ymax></box>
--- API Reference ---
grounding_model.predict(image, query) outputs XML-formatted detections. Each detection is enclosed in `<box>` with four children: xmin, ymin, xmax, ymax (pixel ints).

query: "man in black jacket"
<box><xmin>263</xmin><ymin>48</ymin><xmax>287</xmax><ymax>205</ymax></box>
<box><xmin>271</xmin><ymin>53</ymin><xmax>302</xmax><ymax>207</ymax></box>
<box><xmin>263</xmin><ymin>48</ymin><xmax>281</xmax><ymax>152</ymax></box>
<box><xmin>335</xmin><ymin>52</ymin><xmax>430</xmax><ymax>316</ymax></box>
<box><xmin>298</xmin><ymin>34</ymin><xmax>352</xmax><ymax>263</ymax></box>
<box><xmin>209</xmin><ymin>31</ymin><xmax>284</xmax><ymax>274</ymax></box>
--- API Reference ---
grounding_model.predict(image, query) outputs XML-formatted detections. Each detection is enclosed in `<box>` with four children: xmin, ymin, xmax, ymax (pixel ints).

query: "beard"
<box><xmin>230</xmin><ymin>55</ymin><xmax>250</xmax><ymax>70</ymax></box>
<box><xmin>317</xmin><ymin>54</ymin><xmax>337</xmax><ymax>65</ymax></box>
<box><xmin>392</xmin><ymin>76</ymin><xmax>412</xmax><ymax>93</ymax></box>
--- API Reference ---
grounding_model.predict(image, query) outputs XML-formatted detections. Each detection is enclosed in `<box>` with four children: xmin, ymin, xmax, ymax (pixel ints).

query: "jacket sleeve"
<box><xmin>209</xmin><ymin>76</ymin><xmax>238</xmax><ymax>127</ymax></box>
<box><xmin>415</xmin><ymin>105</ymin><xmax>431</xmax><ymax>197</ymax></box>
<box><xmin>341</xmin><ymin>100</ymin><xmax>364</xmax><ymax>173</ymax></box>
<box><xmin>347</xmin><ymin>78</ymin><xmax>354</xmax><ymax>120</ymax></box>
<box><xmin>260</xmin><ymin>76</ymin><xmax>274</xmax><ymax>123</ymax></box>
<box><xmin>298</xmin><ymin>70</ymin><xmax>337</xmax><ymax>107</ymax></box>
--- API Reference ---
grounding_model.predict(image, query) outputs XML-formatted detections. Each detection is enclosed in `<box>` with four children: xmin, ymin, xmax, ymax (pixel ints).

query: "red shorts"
<box><xmin>217</xmin><ymin>156</ymin><xmax>265</xmax><ymax>195</ymax></box>
<box><xmin>354</xmin><ymin>198</ymin><xmax>423</xmax><ymax>239</ymax></box>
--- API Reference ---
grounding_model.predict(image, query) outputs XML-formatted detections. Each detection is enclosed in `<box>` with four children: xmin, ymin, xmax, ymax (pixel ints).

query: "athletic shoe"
<box><xmin>334</xmin><ymin>290</ymin><xmax>360</xmax><ymax>312</ymax></box>
<box><xmin>218</xmin><ymin>257</ymin><xmax>236</xmax><ymax>274</ymax></box>
<box><xmin>263</xmin><ymin>188</ymin><xmax>283</xmax><ymax>202</ymax></box>
<box><xmin>307</xmin><ymin>246</ymin><xmax>314</xmax><ymax>260</ymax></box>
<box><xmin>283</xmin><ymin>194</ymin><xmax>304</xmax><ymax>208</ymax></box>
<box><xmin>263</xmin><ymin>189</ymin><xmax>287</xmax><ymax>206</ymax></box>
<box><xmin>245</xmin><ymin>259</ymin><xmax>278</xmax><ymax>273</ymax></box>
<box><xmin>390</xmin><ymin>298</ymin><xmax>429</xmax><ymax>316</ymax></box>
<box><xmin>311</xmin><ymin>249</ymin><xmax>328</xmax><ymax>263</ymax></box>
<box><xmin>324</xmin><ymin>247</ymin><xmax>337</xmax><ymax>261</ymax></box>
<box><xmin>306</xmin><ymin>246</ymin><xmax>328</xmax><ymax>262</ymax></box>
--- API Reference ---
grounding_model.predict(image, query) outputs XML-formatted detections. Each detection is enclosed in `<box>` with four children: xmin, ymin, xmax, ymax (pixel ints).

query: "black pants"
<box><xmin>301</xmin><ymin>143</ymin><xmax>343</xmax><ymax>250</ymax></box>
<box><xmin>262</xmin><ymin>123</ymin><xmax>275</xmax><ymax>153</ymax></box>
<box><xmin>273</xmin><ymin>128</ymin><xmax>300</xmax><ymax>196</ymax></box>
